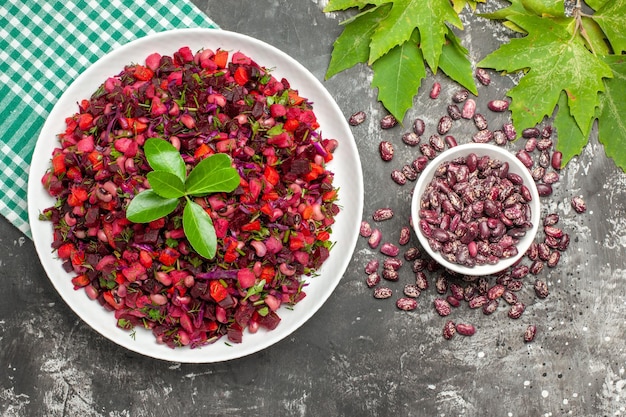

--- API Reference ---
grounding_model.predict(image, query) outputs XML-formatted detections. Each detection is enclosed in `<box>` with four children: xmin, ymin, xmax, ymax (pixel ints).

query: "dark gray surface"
<box><xmin>2</xmin><ymin>1</ymin><xmax>626</xmax><ymax>416</ymax></box>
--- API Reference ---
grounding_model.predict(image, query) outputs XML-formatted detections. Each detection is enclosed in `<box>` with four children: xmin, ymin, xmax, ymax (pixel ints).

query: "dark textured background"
<box><xmin>2</xmin><ymin>1</ymin><xmax>626</xmax><ymax>415</ymax></box>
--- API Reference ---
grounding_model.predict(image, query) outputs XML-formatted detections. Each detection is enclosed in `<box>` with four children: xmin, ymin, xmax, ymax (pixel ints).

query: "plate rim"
<box><xmin>27</xmin><ymin>28</ymin><xmax>364</xmax><ymax>363</ymax></box>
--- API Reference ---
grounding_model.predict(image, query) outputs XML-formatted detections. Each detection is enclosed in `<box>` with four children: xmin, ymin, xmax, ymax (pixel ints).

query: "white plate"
<box><xmin>27</xmin><ymin>28</ymin><xmax>363</xmax><ymax>363</ymax></box>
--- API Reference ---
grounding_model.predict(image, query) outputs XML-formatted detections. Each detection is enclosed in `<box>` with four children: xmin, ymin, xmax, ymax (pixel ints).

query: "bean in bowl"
<box><xmin>411</xmin><ymin>143</ymin><xmax>540</xmax><ymax>276</ymax></box>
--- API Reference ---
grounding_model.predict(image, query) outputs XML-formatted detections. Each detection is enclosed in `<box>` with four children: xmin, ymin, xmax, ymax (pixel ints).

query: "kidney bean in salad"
<box><xmin>40</xmin><ymin>46</ymin><xmax>340</xmax><ymax>349</ymax></box>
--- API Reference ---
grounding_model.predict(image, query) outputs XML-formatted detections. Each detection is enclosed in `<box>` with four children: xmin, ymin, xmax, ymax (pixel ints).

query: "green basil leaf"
<box><xmin>185</xmin><ymin>153</ymin><xmax>241</xmax><ymax>196</ymax></box>
<box><xmin>183</xmin><ymin>200</ymin><xmax>217</xmax><ymax>259</ymax></box>
<box><xmin>147</xmin><ymin>171</ymin><xmax>186</xmax><ymax>199</ymax></box>
<box><xmin>144</xmin><ymin>138</ymin><xmax>186</xmax><ymax>181</ymax></box>
<box><xmin>126</xmin><ymin>189</ymin><xmax>179</xmax><ymax>223</ymax></box>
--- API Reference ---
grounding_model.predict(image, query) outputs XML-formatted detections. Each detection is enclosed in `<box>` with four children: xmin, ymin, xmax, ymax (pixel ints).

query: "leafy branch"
<box><xmin>126</xmin><ymin>138</ymin><xmax>240</xmax><ymax>259</ymax></box>
<box><xmin>324</xmin><ymin>0</ymin><xmax>626</xmax><ymax>171</ymax></box>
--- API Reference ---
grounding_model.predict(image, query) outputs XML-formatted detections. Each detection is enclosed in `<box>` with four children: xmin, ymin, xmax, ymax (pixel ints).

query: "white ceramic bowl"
<box><xmin>410</xmin><ymin>143</ymin><xmax>540</xmax><ymax>276</ymax></box>
<box><xmin>28</xmin><ymin>29</ymin><xmax>363</xmax><ymax>363</ymax></box>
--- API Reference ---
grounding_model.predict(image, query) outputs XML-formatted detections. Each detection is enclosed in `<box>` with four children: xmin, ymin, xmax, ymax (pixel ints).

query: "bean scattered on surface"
<box><xmin>349</xmin><ymin>111</ymin><xmax>367</xmax><ymax>126</ymax></box>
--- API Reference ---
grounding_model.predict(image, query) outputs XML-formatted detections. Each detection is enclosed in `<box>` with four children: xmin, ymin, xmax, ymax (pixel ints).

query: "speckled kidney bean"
<box><xmin>516</xmin><ymin>149</ymin><xmax>533</xmax><ymax>168</ymax></box>
<box><xmin>543</xmin><ymin>171</ymin><xmax>560</xmax><ymax>184</ymax></box>
<box><xmin>526</xmin><ymin>241</ymin><xmax>539</xmax><ymax>260</ymax></box>
<box><xmin>396</xmin><ymin>297</ymin><xmax>418</xmax><ymax>311</ymax></box>
<box><xmin>391</xmin><ymin>169</ymin><xmax>407</xmax><ymax>185</ymax></box>
<box><xmin>534</xmin><ymin>279</ymin><xmax>549</xmax><ymax>298</ymax></box>
<box><xmin>544</xmin><ymin>225</ymin><xmax>563</xmax><ymax>239</ymax></box>
<box><xmin>446</xmin><ymin>295</ymin><xmax>461</xmax><ymax>307</ymax></box>
<box><xmin>383</xmin><ymin>258</ymin><xmax>402</xmax><ymax>271</ymax></box>
<box><xmin>537</xmin><ymin>139</ymin><xmax>553</xmax><ymax>151</ymax></box>
<box><xmin>493</xmin><ymin>129</ymin><xmax>507</xmax><ymax>146</ymax></box>
<box><xmin>507</xmin><ymin>279</ymin><xmax>524</xmax><ymax>292</ymax></box>
<box><xmin>531</xmin><ymin>166</ymin><xmax>546</xmax><ymax>182</ymax></box>
<box><xmin>524</xmin><ymin>137</ymin><xmax>537</xmax><ymax>153</ymax></box>
<box><xmin>571</xmin><ymin>196</ymin><xmax>587</xmax><ymax>213</ymax></box>
<box><xmin>452</xmin><ymin>89</ymin><xmax>469</xmax><ymax>103</ymax></box>
<box><xmin>447</xmin><ymin>104</ymin><xmax>462</xmax><ymax>120</ymax></box>
<box><xmin>522</xmin><ymin>127</ymin><xmax>540</xmax><ymax>138</ymax></box>
<box><xmin>360</xmin><ymin>221</ymin><xmax>373</xmax><ymax>237</ymax></box>
<box><xmin>482</xmin><ymin>299</ymin><xmax>499</xmax><ymax>315</ymax></box>
<box><xmin>379</xmin><ymin>141</ymin><xmax>394</xmax><ymax>161</ymax></box>
<box><xmin>529</xmin><ymin>260</ymin><xmax>544</xmax><ymax>275</ymax></box>
<box><xmin>443</xmin><ymin>320</ymin><xmax>456</xmax><ymax>340</ymax></box>
<box><xmin>558</xmin><ymin>234</ymin><xmax>570</xmax><ymax>251</ymax></box>
<box><xmin>366</xmin><ymin>272</ymin><xmax>381</xmax><ymax>288</ymax></box>
<box><xmin>435</xmin><ymin>275</ymin><xmax>449</xmax><ymax>294</ymax></box>
<box><xmin>398</xmin><ymin>227</ymin><xmax>411</xmax><ymax>246</ymax></box>
<box><xmin>402</xmin><ymin>132</ymin><xmax>421</xmax><ymax>146</ymax></box>
<box><xmin>476</xmin><ymin>68</ymin><xmax>491</xmax><ymax>85</ymax></box>
<box><xmin>547</xmin><ymin>250</ymin><xmax>560</xmax><ymax>268</ymax></box>
<box><xmin>402</xmin><ymin>164</ymin><xmax>418</xmax><ymax>181</ymax></box>
<box><xmin>444</xmin><ymin>135</ymin><xmax>458</xmax><ymax>148</ymax></box>
<box><xmin>551</xmin><ymin>151</ymin><xmax>563</xmax><ymax>170</ymax></box>
<box><xmin>524</xmin><ymin>325</ymin><xmax>537</xmax><ymax>343</ymax></box>
<box><xmin>368</xmin><ymin>228</ymin><xmax>382</xmax><ymax>249</ymax></box>
<box><xmin>437</xmin><ymin>116</ymin><xmax>452</xmax><ymax>135</ymax></box>
<box><xmin>502</xmin><ymin>290</ymin><xmax>518</xmax><ymax>305</ymax></box>
<box><xmin>487</xmin><ymin>284</ymin><xmax>506</xmax><ymax>300</ymax></box>
<box><xmin>430</xmin><ymin>134</ymin><xmax>446</xmax><ymax>151</ymax></box>
<box><xmin>545</xmin><ymin>235</ymin><xmax>560</xmax><ymax>249</ymax></box>
<box><xmin>462</xmin><ymin>98</ymin><xmax>476</xmax><ymax>119</ymax></box>
<box><xmin>412</xmin><ymin>156</ymin><xmax>429</xmax><ymax>173</ymax></box>
<box><xmin>449</xmin><ymin>283</ymin><xmax>464</xmax><ymax>300</ymax></box>
<box><xmin>413</xmin><ymin>118</ymin><xmax>426</xmax><ymax>136</ymax></box>
<box><xmin>415</xmin><ymin>271</ymin><xmax>429</xmax><ymax>290</ymax></box>
<box><xmin>404</xmin><ymin>247</ymin><xmax>421</xmax><ymax>261</ymax></box>
<box><xmin>472</xmin><ymin>129</ymin><xmax>493</xmax><ymax>143</ymax></box>
<box><xmin>380</xmin><ymin>114</ymin><xmax>398</xmax><ymax>129</ymax></box>
<box><xmin>420</xmin><ymin>143</ymin><xmax>437</xmax><ymax>159</ymax></box>
<box><xmin>539</xmin><ymin>152</ymin><xmax>550</xmax><ymax>168</ymax></box>
<box><xmin>411</xmin><ymin>258</ymin><xmax>427</xmax><ymax>272</ymax></box>
<box><xmin>373</xmin><ymin>287</ymin><xmax>393</xmax><ymax>299</ymax></box>
<box><xmin>373</xmin><ymin>208</ymin><xmax>394</xmax><ymax>221</ymax></box>
<box><xmin>508</xmin><ymin>302</ymin><xmax>526</xmax><ymax>319</ymax></box>
<box><xmin>348</xmin><ymin>111</ymin><xmax>366</xmax><ymax>126</ymax></box>
<box><xmin>434</xmin><ymin>298</ymin><xmax>452</xmax><ymax>316</ymax></box>
<box><xmin>456</xmin><ymin>323</ymin><xmax>476</xmax><ymax>336</ymax></box>
<box><xmin>488</xmin><ymin>99</ymin><xmax>509</xmax><ymax>112</ymax></box>
<box><xmin>536</xmin><ymin>183</ymin><xmax>553</xmax><ymax>196</ymax></box>
<box><xmin>543</xmin><ymin>213</ymin><xmax>559</xmax><ymax>227</ymax></box>
<box><xmin>511</xmin><ymin>264</ymin><xmax>529</xmax><ymax>279</ymax></box>
<box><xmin>430</xmin><ymin>82</ymin><xmax>441</xmax><ymax>99</ymax></box>
<box><xmin>503</xmin><ymin>122</ymin><xmax>517</xmax><ymax>141</ymax></box>
<box><xmin>382</xmin><ymin>268</ymin><xmax>399</xmax><ymax>281</ymax></box>
<box><xmin>404</xmin><ymin>284</ymin><xmax>421</xmax><ymax>298</ymax></box>
<box><xmin>365</xmin><ymin>259</ymin><xmax>379</xmax><ymax>274</ymax></box>
<box><xmin>469</xmin><ymin>295</ymin><xmax>489</xmax><ymax>309</ymax></box>
<box><xmin>380</xmin><ymin>242</ymin><xmax>400</xmax><ymax>257</ymax></box>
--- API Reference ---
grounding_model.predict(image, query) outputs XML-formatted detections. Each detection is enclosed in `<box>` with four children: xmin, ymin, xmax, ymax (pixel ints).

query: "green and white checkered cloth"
<box><xmin>0</xmin><ymin>0</ymin><xmax>218</xmax><ymax>239</ymax></box>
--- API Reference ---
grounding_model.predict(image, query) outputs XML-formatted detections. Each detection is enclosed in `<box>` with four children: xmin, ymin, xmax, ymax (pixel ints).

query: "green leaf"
<box><xmin>326</xmin><ymin>3</ymin><xmax>392</xmax><ymax>79</ymax></box>
<box><xmin>324</xmin><ymin>0</ymin><xmax>385</xmax><ymax>12</ymax></box>
<box><xmin>451</xmin><ymin>0</ymin><xmax>485</xmax><ymax>13</ymax></box>
<box><xmin>143</xmin><ymin>138</ymin><xmax>186</xmax><ymax>181</ymax></box>
<box><xmin>439</xmin><ymin>29</ymin><xmax>478</xmax><ymax>95</ymax></box>
<box><xmin>183</xmin><ymin>200</ymin><xmax>217</xmax><ymax>259</ymax></box>
<box><xmin>371</xmin><ymin>30</ymin><xmax>426</xmax><ymax>123</ymax></box>
<box><xmin>554</xmin><ymin>90</ymin><xmax>587</xmax><ymax>167</ymax></box>
<box><xmin>478</xmin><ymin>12</ymin><xmax>613</xmax><ymax>138</ymax></box>
<box><xmin>125</xmin><ymin>189</ymin><xmax>179</xmax><ymax>223</ymax></box>
<box><xmin>185</xmin><ymin>153</ymin><xmax>240</xmax><ymax>196</ymax></box>
<box><xmin>369</xmin><ymin>0</ymin><xmax>463</xmax><ymax>69</ymax></box>
<box><xmin>147</xmin><ymin>171</ymin><xmax>186</xmax><ymax>199</ymax></box>
<box><xmin>581</xmin><ymin>16</ymin><xmax>612</xmax><ymax>55</ymax></box>
<box><xmin>590</xmin><ymin>0</ymin><xmax>626</xmax><ymax>54</ymax></box>
<box><xmin>520</xmin><ymin>0</ymin><xmax>564</xmax><ymax>17</ymax></box>
<box><xmin>596</xmin><ymin>55</ymin><xmax>626</xmax><ymax>171</ymax></box>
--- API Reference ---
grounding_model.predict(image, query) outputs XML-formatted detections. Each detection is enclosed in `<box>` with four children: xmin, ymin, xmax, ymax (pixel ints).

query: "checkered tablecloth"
<box><xmin>0</xmin><ymin>0</ymin><xmax>217</xmax><ymax>238</ymax></box>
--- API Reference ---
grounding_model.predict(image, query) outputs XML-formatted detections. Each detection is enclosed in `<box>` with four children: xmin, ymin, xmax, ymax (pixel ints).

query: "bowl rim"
<box><xmin>410</xmin><ymin>143</ymin><xmax>540</xmax><ymax>276</ymax></box>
